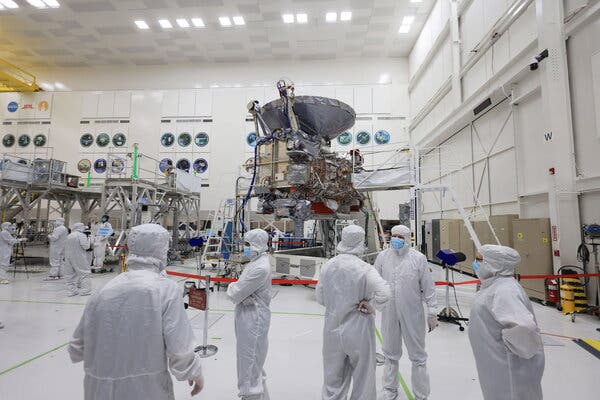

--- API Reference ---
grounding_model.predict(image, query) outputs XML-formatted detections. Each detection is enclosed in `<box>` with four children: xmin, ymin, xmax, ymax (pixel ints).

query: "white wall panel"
<box><xmin>354</xmin><ymin>86</ymin><xmax>373</xmax><ymax>114</ymax></box>
<box><xmin>178</xmin><ymin>89</ymin><xmax>196</xmax><ymax>117</ymax></box>
<box><xmin>335</xmin><ymin>86</ymin><xmax>354</xmax><ymax>108</ymax></box>
<box><xmin>195</xmin><ymin>89</ymin><xmax>212</xmax><ymax>116</ymax></box>
<box><xmin>508</xmin><ymin>3</ymin><xmax>537</xmax><ymax>57</ymax></box>
<box><xmin>489</xmin><ymin>149</ymin><xmax>517</xmax><ymax>204</ymax></box>
<box><xmin>81</xmin><ymin>94</ymin><xmax>99</xmax><ymax>118</ymax></box>
<box><xmin>97</xmin><ymin>93</ymin><xmax>115</xmax><ymax>118</ymax></box>
<box><xmin>409</xmin><ymin>0</ymin><xmax>451</xmax><ymax>77</ymax></box>
<box><xmin>592</xmin><ymin>51</ymin><xmax>600</xmax><ymax>139</ymax></box>
<box><xmin>372</xmin><ymin>85</ymin><xmax>391</xmax><ymax>114</ymax></box>
<box><xmin>161</xmin><ymin>90</ymin><xmax>179</xmax><ymax>117</ymax></box>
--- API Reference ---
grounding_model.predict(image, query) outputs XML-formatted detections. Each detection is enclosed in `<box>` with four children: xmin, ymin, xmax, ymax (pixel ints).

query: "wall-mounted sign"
<box><xmin>33</xmin><ymin>134</ymin><xmax>47</xmax><ymax>147</ymax></box>
<box><xmin>112</xmin><ymin>133</ymin><xmax>126</xmax><ymax>147</ymax></box>
<box><xmin>161</xmin><ymin>132</ymin><xmax>175</xmax><ymax>147</ymax></box>
<box><xmin>96</xmin><ymin>133</ymin><xmax>110</xmax><ymax>147</ymax></box>
<box><xmin>159</xmin><ymin>158</ymin><xmax>173</xmax><ymax>173</ymax></box>
<box><xmin>246</xmin><ymin>132</ymin><xmax>257</xmax><ymax>147</ymax></box>
<box><xmin>110</xmin><ymin>157</ymin><xmax>126</xmax><ymax>174</ymax></box>
<box><xmin>337</xmin><ymin>131</ymin><xmax>352</xmax><ymax>146</ymax></box>
<box><xmin>195</xmin><ymin>132</ymin><xmax>209</xmax><ymax>147</ymax></box>
<box><xmin>94</xmin><ymin>159</ymin><xmax>107</xmax><ymax>173</ymax></box>
<box><xmin>7</xmin><ymin>101</ymin><xmax>18</xmax><ymax>113</ymax></box>
<box><xmin>80</xmin><ymin>133</ymin><xmax>94</xmax><ymax>147</ymax></box>
<box><xmin>193</xmin><ymin>158</ymin><xmax>208</xmax><ymax>174</ymax></box>
<box><xmin>2</xmin><ymin>134</ymin><xmax>15</xmax><ymax>147</ymax></box>
<box><xmin>176</xmin><ymin>158</ymin><xmax>190</xmax><ymax>172</ymax></box>
<box><xmin>18</xmin><ymin>134</ymin><xmax>31</xmax><ymax>147</ymax></box>
<box><xmin>178</xmin><ymin>132</ymin><xmax>192</xmax><ymax>147</ymax></box>
<box><xmin>374</xmin><ymin>130</ymin><xmax>390</xmax><ymax>145</ymax></box>
<box><xmin>356</xmin><ymin>131</ymin><xmax>371</xmax><ymax>145</ymax></box>
<box><xmin>77</xmin><ymin>159</ymin><xmax>91</xmax><ymax>173</ymax></box>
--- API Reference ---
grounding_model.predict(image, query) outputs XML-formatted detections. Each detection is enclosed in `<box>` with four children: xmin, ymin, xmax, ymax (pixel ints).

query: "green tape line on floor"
<box><xmin>0</xmin><ymin>342</ymin><xmax>69</xmax><ymax>376</ymax></box>
<box><xmin>375</xmin><ymin>327</ymin><xmax>414</xmax><ymax>400</ymax></box>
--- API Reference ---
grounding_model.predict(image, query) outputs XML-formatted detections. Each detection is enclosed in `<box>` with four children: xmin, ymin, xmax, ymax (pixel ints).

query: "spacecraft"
<box><xmin>243</xmin><ymin>80</ymin><xmax>364</xmax><ymax>238</ymax></box>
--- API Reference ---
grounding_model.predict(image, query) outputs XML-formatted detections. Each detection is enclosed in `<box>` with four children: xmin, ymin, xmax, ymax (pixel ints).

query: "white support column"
<box><xmin>450</xmin><ymin>0</ymin><xmax>463</xmax><ymax>107</ymax></box>
<box><xmin>534</xmin><ymin>0</ymin><xmax>581</xmax><ymax>271</ymax></box>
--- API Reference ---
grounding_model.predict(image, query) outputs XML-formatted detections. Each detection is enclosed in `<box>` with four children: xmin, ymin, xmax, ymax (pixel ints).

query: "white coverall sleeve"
<box><xmin>315</xmin><ymin>262</ymin><xmax>329</xmax><ymax>306</ymax></box>
<box><xmin>364</xmin><ymin>267</ymin><xmax>391</xmax><ymax>311</ymax></box>
<box><xmin>68</xmin><ymin>311</ymin><xmax>85</xmax><ymax>363</ymax></box>
<box><xmin>163</xmin><ymin>288</ymin><xmax>203</xmax><ymax>381</ymax></box>
<box><xmin>227</xmin><ymin>266</ymin><xmax>267</xmax><ymax>305</ymax></box>
<box><xmin>78</xmin><ymin>234</ymin><xmax>90</xmax><ymax>250</ymax></box>
<box><xmin>48</xmin><ymin>231</ymin><xmax>58</xmax><ymax>242</ymax></box>
<box><xmin>1</xmin><ymin>231</ymin><xmax>19</xmax><ymax>246</ymax></box>
<box><xmin>490</xmin><ymin>291</ymin><xmax>542</xmax><ymax>359</ymax></box>
<box><xmin>374</xmin><ymin>252</ymin><xmax>384</xmax><ymax>276</ymax></box>
<box><xmin>419</xmin><ymin>256</ymin><xmax>438</xmax><ymax>315</ymax></box>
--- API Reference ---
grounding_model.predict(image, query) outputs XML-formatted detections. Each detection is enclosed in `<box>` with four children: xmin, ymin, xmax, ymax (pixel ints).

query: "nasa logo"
<box><xmin>7</xmin><ymin>101</ymin><xmax>18</xmax><ymax>112</ymax></box>
<box><xmin>38</xmin><ymin>101</ymin><xmax>49</xmax><ymax>111</ymax></box>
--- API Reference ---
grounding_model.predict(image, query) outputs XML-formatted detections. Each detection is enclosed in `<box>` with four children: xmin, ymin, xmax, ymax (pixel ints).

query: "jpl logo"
<box><xmin>7</xmin><ymin>101</ymin><xmax>18</xmax><ymax>113</ymax></box>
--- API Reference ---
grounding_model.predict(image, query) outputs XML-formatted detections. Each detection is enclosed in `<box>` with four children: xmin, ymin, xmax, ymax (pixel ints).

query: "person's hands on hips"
<box><xmin>188</xmin><ymin>376</ymin><xmax>204</xmax><ymax>396</ymax></box>
<box><xmin>427</xmin><ymin>314</ymin><xmax>439</xmax><ymax>332</ymax></box>
<box><xmin>358</xmin><ymin>300</ymin><xmax>375</xmax><ymax>314</ymax></box>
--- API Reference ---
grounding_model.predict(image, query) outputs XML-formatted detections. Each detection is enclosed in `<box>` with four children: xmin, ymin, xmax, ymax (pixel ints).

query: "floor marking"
<box><xmin>0</xmin><ymin>342</ymin><xmax>69</xmax><ymax>376</ymax></box>
<box><xmin>375</xmin><ymin>327</ymin><xmax>415</xmax><ymax>400</ymax></box>
<box><xmin>541</xmin><ymin>331</ymin><xmax>578</xmax><ymax>340</ymax></box>
<box><xmin>0</xmin><ymin>299</ymin><xmax>86</xmax><ymax>306</ymax></box>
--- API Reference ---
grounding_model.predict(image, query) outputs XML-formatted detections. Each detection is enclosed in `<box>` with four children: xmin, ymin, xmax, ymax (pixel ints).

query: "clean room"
<box><xmin>0</xmin><ymin>0</ymin><xmax>599</xmax><ymax>399</ymax></box>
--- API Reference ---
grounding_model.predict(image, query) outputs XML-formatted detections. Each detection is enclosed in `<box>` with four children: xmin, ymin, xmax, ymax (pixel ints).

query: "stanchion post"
<box><xmin>194</xmin><ymin>274</ymin><xmax>218</xmax><ymax>358</ymax></box>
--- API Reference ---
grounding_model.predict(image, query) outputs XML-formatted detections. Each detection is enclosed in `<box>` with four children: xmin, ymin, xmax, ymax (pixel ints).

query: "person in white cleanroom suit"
<box><xmin>46</xmin><ymin>218</ymin><xmax>69</xmax><ymax>279</ymax></box>
<box><xmin>468</xmin><ymin>244</ymin><xmax>545</xmax><ymax>400</ymax></box>
<box><xmin>0</xmin><ymin>222</ymin><xmax>21</xmax><ymax>284</ymax></box>
<box><xmin>92</xmin><ymin>214</ymin><xmax>113</xmax><ymax>272</ymax></box>
<box><xmin>227</xmin><ymin>228</ymin><xmax>272</xmax><ymax>400</ymax></box>
<box><xmin>316</xmin><ymin>224</ymin><xmax>391</xmax><ymax>400</ymax></box>
<box><xmin>64</xmin><ymin>223</ymin><xmax>93</xmax><ymax>296</ymax></box>
<box><xmin>375</xmin><ymin>225</ymin><xmax>438</xmax><ymax>400</ymax></box>
<box><xmin>69</xmin><ymin>223</ymin><xmax>204</xmax><ymax>399</ymax></box>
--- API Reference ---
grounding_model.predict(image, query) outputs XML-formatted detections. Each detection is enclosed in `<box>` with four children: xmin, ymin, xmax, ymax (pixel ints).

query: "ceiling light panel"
<box><xmin>26</xmin><ymin>0</ymin><xmax>46</xmax><ymax>8</ymax></box>
<box><xmin>0</xmin><ymin>0</ymin><xmax>19</xmax><ymax>8</ymax></box>
<box><xmin>219</xmin><ymin>16</ymin><xmax>232</xmax><ymax>26</ymax></box>
<box><xmin>296</xmin><ymin>13</ymin><xmax>307</xmax><ymax>24</ymax></box>
<box><xmin>134</xmin><ymin>20</ymin><xmax>149</xmax><ymax>30</ymax></box>
<box><xmin>398</xmin><ymin>25</ymin><xmax>410</xmax><ymax>33</ymax></box>
<box><xmin>340</xmin><ymin>11</ymin><xmax>352</xmax><ymax>21</ymax></box>
<box><xmin>158</xmin><ymin>19</ymin><xmax>173</xmax><ymax>29</ymax></box>
<box><xmin>282</xmin><ymin>14</ymin><xmax>294</xmax><ymax>24</ymax></box>
<box><xmin>402</xmin><ymin>15</ymin><xmax>415</xmax><ymax>25</ymax></box>
<box><xmin>326</xmin><ymin>12</ymin><xmax>337</xmax><ymax>23</ymax></box>
<box><xmin>191</xmin><ymin>18</ymin><xmax>204</xmax><ymax>27</ymax></box>
<box><xmin>176</xmin><ymin>18</ymin><xmax>190</xmax><ymax>28</ymax></box>
<box><xmin>43</xmin><ymin>0</ymin><xmax>60</xmax><ymax>7</ymax></box>
<box><xmin>232</xmin><ymin>16</ymin><xmax>245</xmax><ymax>25</ymax></box>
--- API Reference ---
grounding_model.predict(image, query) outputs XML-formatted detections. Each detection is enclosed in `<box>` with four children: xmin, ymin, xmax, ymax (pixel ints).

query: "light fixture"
<box><xmin>232</xmin><ymin>16</ymin><xmax>245</xmax><ymax>25</ymax></box>
<box><xmin>158</xmin><ymin>19</ymin><xmax>173</xmax><ymax>29</ymax></box>
<box><xmin>410</xmin><ymin>0</ymin><xmax>423</xmax><ymax>2</ymax></box>
<box><xmin>0</xmin><ymin>0</ymin><xmax>19</xmax><ymax>9</ymax></box>
<box><xmin>39</xmin><ymin>82</ymin><xmax>54</xmax><ymax>91</ymax></box>
<box><xmin>326</xmin><ymin>12</ymin><xmax>337</xmax><ymax>22</ymax></box>
<box><xmin>176</xmin><ymin>18</ymin><xmax>190</xmax><ymax>28</ymax></box>
<box><xmin>296</xmin><ymin>13</ymin><xmax>307</xmax><ymax>24</ymax></box>
<box><xmin>134</xmin><ymin>20</ymin><xmax>150</xmax><ymax>30</ymax></box>
<box><xmin>398</xmin><ymin>25</ymin><xmax>410</xmax><ymax>33</ymax></box>
<box><xmin>54</xmin><ymin>82</ymin><xmax>65</xmax><ymax>90</ymax></box>
<box><xmin>282</xmin><ymin>13</ymin><xmax>294</xmax><ymax>24</ymax></box>
<box><xmin>219</xmin><ymin>16</ymin><xmax>232</xmax><ymax>27</ymax></box>
<box><xmin>379</xmin><ymin>73</ymin><xmax>391</xmax><ymax>84</ymax></box>
<box><xmin>191</xmin><ymin>17</ymin><xmax>205</xmax><ymax>27</ymax></box>
<box><xmin>402</xmin><ymin>15</ymin><xmax>415</xmax><ymax>25</ymax></box>
<box><xmin>26</xmin><ymin>0</ymin><xmax>46</xmax><ymax>8</ymax></box>
<box><xmin>340</xmin><ymin>11</ymin><xmax>352</xmax><ymax>21</ymax></box>
<box><xmin>43</xmin><ymin>0</ymin><xmax>60</xmax><ymax>7</ymax></box>
<box><xmin>0</xmin><ymin>4</ymin><xmax>4</xmax><ymax>9</ymax></box>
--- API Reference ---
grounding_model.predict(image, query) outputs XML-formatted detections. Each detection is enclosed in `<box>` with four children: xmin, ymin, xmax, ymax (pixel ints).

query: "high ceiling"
<box><xmin>0</xmin><ymin>0</ymin><xmax>432</xmax><ymax>68</ymax></box>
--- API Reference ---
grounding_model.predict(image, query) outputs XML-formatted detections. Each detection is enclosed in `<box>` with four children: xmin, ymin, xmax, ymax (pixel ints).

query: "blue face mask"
<box><xmin>390</xmin><ymin>237</ymin><xmax>405</xmax><ymax>250</ymax></box>
<box><xmin>472</xmin><ymin>260</ymin><xmax>481</xmax><ymax>272</ymax></box>
<box><xmin>244</xmin><ymin>246</ymin><xmax>253</xmax><ymax>258</ymax></box>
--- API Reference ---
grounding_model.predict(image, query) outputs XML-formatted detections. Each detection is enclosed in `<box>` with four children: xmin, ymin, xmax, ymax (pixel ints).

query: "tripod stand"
<box><xmin>436</xmin><ymin>250</ymin><xmax>469</xmax><ymax>331</ymax></box>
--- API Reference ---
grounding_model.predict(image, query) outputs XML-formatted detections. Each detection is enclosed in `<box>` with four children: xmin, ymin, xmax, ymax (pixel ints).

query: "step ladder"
<box><xmin>200</xmin><ymin>199</ymin><xmax>235</xmax><ymax>269</ymax></box>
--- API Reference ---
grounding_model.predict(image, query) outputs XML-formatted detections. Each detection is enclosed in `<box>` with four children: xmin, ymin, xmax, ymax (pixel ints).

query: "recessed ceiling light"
<box><xmin>176</xmin><ymin>18</ymin><xmax>190</xmax><ymax>28</ymax></box>
<box><xmin>282</xmin><ymin>14</ymin><xmax>294</xmax><ymax>24</ymax></box>
<box><xmin>191</xmin><ymin>17</ymin><xmax>205</xmax><ymax>27</ymax></box>
<box><xmin>54</xmin><ymin>82</ymin><xmax>65</xmax><ymax>90</ymax></box>
<box><xmin>43</xmin><ymin>0</ymin><xmax>60</xmax><ymax>7</ymax></box>
<box><xmin>340</xmin><ymin>11</ymin><xmax>352</xmax><ymax>21</ymax></box>
<box><xmin>326</xmin><ymin>12</ymin><xmax>337</xmax><ymax>23</ymax></box>
<box><xmin>158</xmin><ymin>19</ymin><xmax>173</xmax><ymax>29</ymax></box>
<box><xmin>134</xmin><ymin>20</ymin><xmax>150</xmax><ymax>30</ymax></box>
<box><xmin>296</xmin><ymin>13</ymin><xmax>308</xmax><ymax>24</ymax></box>
<box><xmin>232</xmin><ymin>16</ymin><xmax>245</xmax><ymax>25</ymax></box>
<box><xmin>398</xmin><ymin>25</ymin><xmax>410</xmax><ymax>33</ymax></box>
<box><xmin>0</xmin><ymin>4</ymin><xmax>4</xmax><ymax>9</ymax></box>
<box><xmin>402</xmin><ymin>15</ymin><xmax>415</xmax><ymax>25</ymax></box>
<box><xmin>410</xmin><ymin>0</ymin><xmax>423</xmax><ymax>3</ymax></box>
<box><xmin>26</xmin><ymin>0</ymin><xmax>46</xmax><ymax>8</ymax></box>
<box><xmin>0</xmin><ymin>0</ymin><xmax>19</xmax><ymax>8</ymax></box>
<box><xmin>219</xmin><ymin>16</ymin><xmax>232</xmax><ymax>27</ymax></box>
